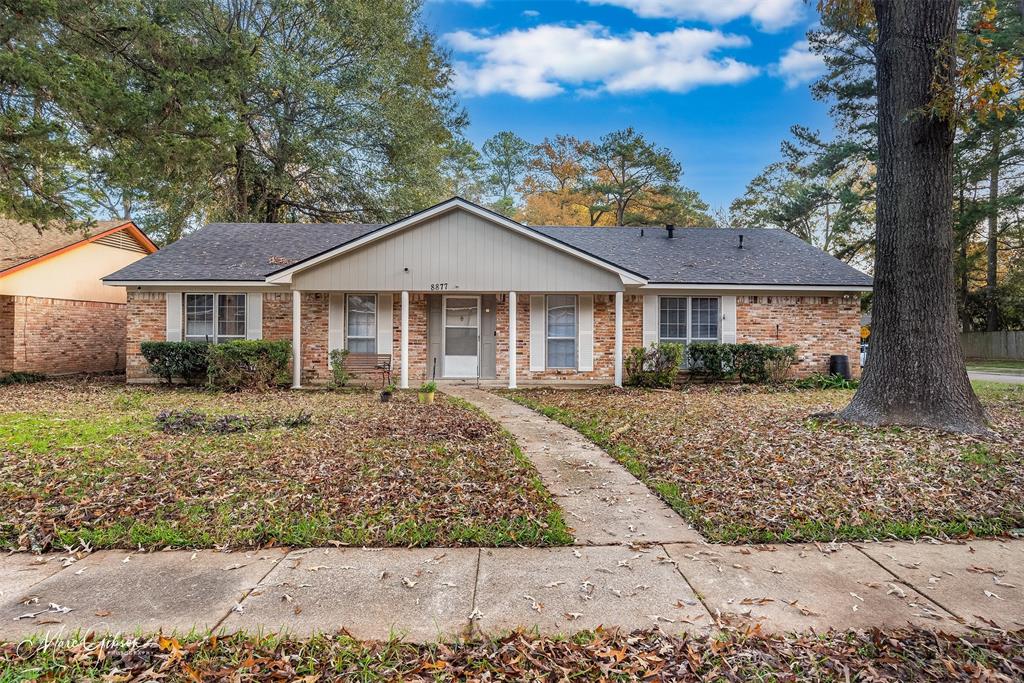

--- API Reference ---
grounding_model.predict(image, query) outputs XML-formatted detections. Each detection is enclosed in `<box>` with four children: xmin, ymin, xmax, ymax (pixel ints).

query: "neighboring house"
<box><xmin>1</xmin><ymin>219</ymin><xmax>157</xmax><ymax>375</ymax></box>
<box><xmin>104</xmin><ymin>197</ymin><xmax>871</xmax><ymax>386</ymax></box>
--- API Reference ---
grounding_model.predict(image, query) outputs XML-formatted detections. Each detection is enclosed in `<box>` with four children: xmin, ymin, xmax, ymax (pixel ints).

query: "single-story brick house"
<box><xmin>104</xmin><ymin>197</ymin><xmax>871</xmax><ymax>387</ymax></box>
<box><xmin>1</xmin><ymin>219</ymin><xmax>157</xmax><ymax>375</ymax></box>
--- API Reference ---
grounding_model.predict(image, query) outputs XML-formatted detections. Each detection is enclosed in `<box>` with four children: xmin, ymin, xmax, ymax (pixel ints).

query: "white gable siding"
<box><xmin>291</xmin><ymin>208</ymin><xmax>624</xmax><ymax>293</ymax></box>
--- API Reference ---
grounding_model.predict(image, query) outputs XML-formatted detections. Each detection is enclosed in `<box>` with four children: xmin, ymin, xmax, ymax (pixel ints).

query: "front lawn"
<box><xmin>502</xmin><ymin>383</ymin><xmax>1024</xmax><ymax>544</ymax></box>
<box><xmin>0</xmin><ymin>378</ymin><xmax>570</xmax><ymax>551</ymax></box>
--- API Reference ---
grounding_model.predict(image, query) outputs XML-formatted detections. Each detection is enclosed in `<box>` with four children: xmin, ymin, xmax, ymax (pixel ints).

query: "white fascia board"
<box><xmin>264</xmin><ymin>198</ymin><xmax>648</xmax><ymax>286</ymax></box>
<box><xmin>638</xmin><ymin>283</ymin><xmax>872</xmax><ymax>292</ymax></box>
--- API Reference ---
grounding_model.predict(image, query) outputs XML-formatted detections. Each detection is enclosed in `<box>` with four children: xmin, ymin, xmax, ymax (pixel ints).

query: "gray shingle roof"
<box><xmin>105</xmin><ymin>222</ymin><xmax>379</xmax><ymax>282</ymax></box>
<box><xmin>105</xmin><ymin>220</ymin><xmax>872</xmax><ymax>287</ymax></box>
<box><xmin>532</xmin><ymin>226</ymin><xmax>873</xmax><ymax>287</ymax></box>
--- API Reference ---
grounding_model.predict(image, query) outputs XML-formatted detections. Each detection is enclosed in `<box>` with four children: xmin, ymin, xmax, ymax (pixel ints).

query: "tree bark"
<box><xmin>985</xmin><ymin>129</ymin><xmax>1000</xmax><ymax>332</ymax></box>
<box><xmin>839</xmin><ymin>0</ymin><xmax>987</xmax><ymax>434</ymax></box>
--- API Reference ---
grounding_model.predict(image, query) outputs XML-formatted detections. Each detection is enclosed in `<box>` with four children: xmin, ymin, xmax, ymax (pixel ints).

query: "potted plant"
<box><xmin>380</xmin><ymin>382</ymin><xmax>396</xmax><ymax>403</ymax></box>
<box><xmin>418</xmin><ymin>380</ymin><xmax>437</xmax><ymax>405</ymax></box>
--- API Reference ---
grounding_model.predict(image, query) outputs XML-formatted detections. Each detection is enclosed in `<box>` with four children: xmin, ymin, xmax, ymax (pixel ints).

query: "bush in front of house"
<box><xmin>140</xmin><ymin>341</ymin><xmax>210</xmax><ymax>385</ymax></box>
<box><xmin>206</xmin><ymin>339</ymin><xmax>292</xmax><ymax>391</ymax></box>
<box><xmin>688</xmin><ymin>342</ymin><xmax>797</xmax><ymax>384</ymax></box>
<box><xmin>624</xmin><ymin>342</ymin><xmax>685</xmax><ymax>388</ymax></box>
<box><xmin>328</xmin><ymin>348</ymin><xmax>351</xmax><ymax>388</ymax></box>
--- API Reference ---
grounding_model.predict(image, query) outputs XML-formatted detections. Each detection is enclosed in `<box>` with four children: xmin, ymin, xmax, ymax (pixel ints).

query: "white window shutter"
<box><xmin>377</xmin><ymin>293</ymin><xmax>393</xmax><ymax>358</ymax></box>
<box><xmin>245</xmin><ymin>293</ymin><xmax>263</xmax><ymax>340</ymax></box>
<box><xmin>721</xmin><ymin>295</ymin><xmax>737</xmax><ymax>343</ymax></box>
<box><xmin>642</xmin><ymin>295</ymin><xmax>659</xmax><ymax>348</ymax></box>
<box><xmin>328</xmin><ymin>293</ymin><xmax>345</xmax><ymax>351</ymax></box>
<box><xmin>166</xmin><ymin>292</ymin><xmax>182</xmax><ymax>341</ymax></box>
<box><xmin>529</xmin><ymin>295</ymin><xmax>545</xmax><ymax>371</ymax></box>
<box><xmin>578</xmin><ymin>295</ymin><xmax>594</xmax><ymax>371</ymax></box>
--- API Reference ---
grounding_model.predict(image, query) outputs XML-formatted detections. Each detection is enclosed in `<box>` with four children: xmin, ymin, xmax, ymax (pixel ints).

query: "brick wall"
<box><xmin>392</xmin><ymin>293</ymin><xmax>428</xmax><ymax>383</ymax></box>
<box><xmin>487</xmin><ymin>293</ymin><xmax>640</xmax><ymax>382</ymax></box>
<box><xmin>300</xmin><ymin>292</ymin><xmax>330</xmax><ymax>382</ymax></box>
<box><xmin>0</xmin><ymin>295</ymin><xmax>127</xmax><ymax>375</ymax></box>
<box><xmin>736</xmin><ymin>295</ymin><xmax>861</xmax><ymax>377</ymax></box>
<box><xmin>0</xmin><ymin>296</ymin><xmax>13</xmax><ymax>372</ymax></box>
<box><xmin>262</xmin><ymin>292</ymin><xmax>292</xmax><ymax>342</ymax></box>
<box><xmin>126</xmin><ymin>290</ymin><xmax>165</xmax><ymax>381</ymax></box>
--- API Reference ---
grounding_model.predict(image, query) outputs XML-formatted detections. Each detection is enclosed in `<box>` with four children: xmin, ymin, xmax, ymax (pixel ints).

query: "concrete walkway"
<box><xmin>1</xmin><ymin>389</ymin><xmax>1022</xmax><ymax>642</ymax></box>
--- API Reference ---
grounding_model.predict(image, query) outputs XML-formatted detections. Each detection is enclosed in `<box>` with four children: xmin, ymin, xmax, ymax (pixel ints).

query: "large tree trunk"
<box><xmin>985</xmin><ymin>129</ymin><xmax>1001</xmax><ymax>332</ymax></box>
<box><xmin>840</xmin><ymin>0</ymin><xmax>987</xmax><ymax>434</ymax></box>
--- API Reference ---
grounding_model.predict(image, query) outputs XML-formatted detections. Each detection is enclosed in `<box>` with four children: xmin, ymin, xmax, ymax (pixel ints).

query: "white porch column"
<box><xmin>292</xmin><ymin>290</ymin><xmax>302</xmax><ymax>389</ymax></box>
<box><xmin>399</xmin><ymin>290</ymin><xmax>409</xmax><ymax>389</ymax></box>
<box><xmin>613</xmin><ymin>291</ymin><xmax>623</xmax><ymax>388</ymax></box>
<box><xmin>508</xmin><ymin>291</ymin><xmax>517</xmax><ymax>389</ymax></box>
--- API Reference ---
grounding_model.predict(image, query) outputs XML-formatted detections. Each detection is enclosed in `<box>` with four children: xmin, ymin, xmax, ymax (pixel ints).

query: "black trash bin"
<box><xmin>829</xmin><ymin>354</ymin><xmax>851</xmax><ymax>380</ymax></box>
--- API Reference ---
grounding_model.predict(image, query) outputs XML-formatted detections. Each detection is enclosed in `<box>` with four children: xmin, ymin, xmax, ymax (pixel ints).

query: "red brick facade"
<box><xmin>123</xmin><ymin>289</ymin><xmax>861</xmax><ymax>384</ymax></box>
<box><xmin>736</xmin><ymin>295</ymin><xmax>861</xmax><ymax>377</ymax></box>
<box><xmin>126</xmin><ymin>290</ymin><xmax>165</xmax><ymax>381</ymax></box>
<box><xmin>0</xmin><ymin>295</ymin><xmax>127</xmax><ymax>375</ymax></box>
<box><xmin>392</xmin><ymin>293</ymin><xmax>428</xmax><ymax>384</ymax></box>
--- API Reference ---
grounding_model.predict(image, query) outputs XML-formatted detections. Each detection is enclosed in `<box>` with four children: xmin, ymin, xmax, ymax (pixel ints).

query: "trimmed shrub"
<box><xmin>686</xmin><ymin>342</ymin><xmax>733</xmax><ymax>382</ymax></box>
<box><xmin>329</xmin><ymin>348</ymin><xmax>351</xmax><ymax>388</ymax></box>
<box><xmin>624</xmin><ymin>342</ymin><xmax>685</xmax><ymax>388</ymax></box>
<box><xmin>687</xmin><ymin>343</ymin><xmax>797</xmax><ymax>384</ymax></box>
<box><xmin>140</xmin><ymin>341</ymin><xmax>210</xmax><ymax>385</ymax></box>
<box><xmin>206</xmin><ymin>340</ymin><xmax>292</xmax><ymax>391</ymax></box>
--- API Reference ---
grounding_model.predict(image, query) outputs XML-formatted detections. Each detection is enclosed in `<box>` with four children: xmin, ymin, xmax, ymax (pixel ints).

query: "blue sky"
<box><xmin>422</xmin><ymin>0</ymin><xmax>833</xmax><ymax>211</ymax></box>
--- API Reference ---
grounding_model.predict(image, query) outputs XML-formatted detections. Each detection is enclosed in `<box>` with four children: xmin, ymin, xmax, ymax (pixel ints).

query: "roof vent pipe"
<box><xmin>738</xmin><ymin>234</ymin><xmax>744</xmax><ymax>249</ymax></box>
<box><xmin>666</xmin><ymin>224</ymin><xmax>675</xmax><ymax>238</ymax></box>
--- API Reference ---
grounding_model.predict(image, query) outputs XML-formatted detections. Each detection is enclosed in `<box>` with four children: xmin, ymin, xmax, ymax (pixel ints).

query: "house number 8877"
<box><xmin>429</xmin><ymin>283</ymin><xmax>448</xmax><ymax>291</ymax></box>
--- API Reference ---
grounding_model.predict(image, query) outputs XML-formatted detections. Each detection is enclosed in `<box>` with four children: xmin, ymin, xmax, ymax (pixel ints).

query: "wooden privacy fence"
<box><xmin>961</xmin><ymin>331</ymin><xmax>1024</xmax><ymax>360</ymax></box>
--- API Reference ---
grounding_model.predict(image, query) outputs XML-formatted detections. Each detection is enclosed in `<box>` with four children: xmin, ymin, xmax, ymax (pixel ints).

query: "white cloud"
<box><xmin>522</xmin><ymin>9</ymin><xmax>540</xmax><ymax>17</ymax></box>
<box><xmin>775</xmin><ymin>40</ymin><xmax>825</xmax><ymax>88</ymax></box>
<box><xmin>446</xmin><ymin>23</ymin><xmax>758</xmax><ymax>99</ymax></box>
<box><xmin>585</xmin><ymin>0</ymin><xmax>804</xmax><ymax>32</ymax></box>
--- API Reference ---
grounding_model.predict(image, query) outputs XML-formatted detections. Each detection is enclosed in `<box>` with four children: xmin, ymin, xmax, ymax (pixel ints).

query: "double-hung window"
<box><xmin>185</xmin><ymin>293</ymin><xmax>246</xmax><ymax>343</ymax></box>
<box><xmin>546</xmin><ymin>295</ymin><xmax>577</xmax><ymax>369</ymax></box>
<box><xmin>346</xmin><ymin>294</ymin><xmax>377</xmax><ymax>353</ymax></box>
<box><xmin>659</xmin><ymin>296</ymin><xmax>720</xmax><ymax>348</ymax></box>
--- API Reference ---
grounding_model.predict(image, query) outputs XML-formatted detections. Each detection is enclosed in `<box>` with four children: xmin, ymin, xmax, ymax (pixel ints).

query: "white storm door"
<box><xmin>443</xmin><ymin>295</ymin><xmax>480</xmax><ymax>378</ymax></box>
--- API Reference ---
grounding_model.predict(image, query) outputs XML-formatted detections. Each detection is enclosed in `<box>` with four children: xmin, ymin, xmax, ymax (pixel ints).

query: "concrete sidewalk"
<box><xmin>1</xmin><ymin>388</ymin><xmax>1021</xmax><ymax>642</ymax></box>
<box><xmin>3</xmin><ymin>539</ymin><xmax>1021</xmax><ymax>641</ymax></box>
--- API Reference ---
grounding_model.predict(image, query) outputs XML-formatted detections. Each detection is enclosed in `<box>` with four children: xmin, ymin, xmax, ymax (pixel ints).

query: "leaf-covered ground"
<box><xmin>2</xmin><ymin>628</ymin><xmax>1022</xmax><ymax>681</ymax></box>
<box><xmin>0</xmin><ymin>378</ymin><xmax>570</xmax><ymax>551</ymax></box>
<box><xmin>502</xmin><ymin>383</ymin><xmax>1024</xmax><ymax>543</ymax></box>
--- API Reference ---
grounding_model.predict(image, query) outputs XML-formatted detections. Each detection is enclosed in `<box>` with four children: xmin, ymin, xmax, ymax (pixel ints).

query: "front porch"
<box><xmin>288</xmin><ymin>290</ymin><xmax>632</xmax><ymax>389</ymax></box>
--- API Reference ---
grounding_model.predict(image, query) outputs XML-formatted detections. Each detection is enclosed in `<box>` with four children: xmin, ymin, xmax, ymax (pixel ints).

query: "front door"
<box><xmin>443</xmin><ymin>295</ymin><xmax>480</xmax><ymax>378</ymax></box>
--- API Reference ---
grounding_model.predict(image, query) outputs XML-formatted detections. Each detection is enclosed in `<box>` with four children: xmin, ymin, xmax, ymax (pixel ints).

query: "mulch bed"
<box><xmin>0</xmin><ymin>378</ymin><xmax>567</xmax><ymax>551</ymax></box>
<box><xmin>504</xmin><ymin>384</ymin><xmax>1024</xmax><ymax>543</ymax></box>
<box><xmin>2</xmin><ymin>627</ymin><xmax>1022</xmax><ymax>681</ymax></box>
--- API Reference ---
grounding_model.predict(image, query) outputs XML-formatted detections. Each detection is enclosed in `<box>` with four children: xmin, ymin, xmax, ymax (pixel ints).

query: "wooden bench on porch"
<box><xmin>341</xmin><ymin>353</ymin><xmax>393</xmax><ymax>387</ymax></box>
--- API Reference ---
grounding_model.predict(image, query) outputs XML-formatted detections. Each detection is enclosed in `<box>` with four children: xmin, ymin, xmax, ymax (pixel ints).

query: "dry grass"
<box><xmin>3</xmin><ymin>628</ymin><xmax>1022</xmax><ymax>681</ymax></box>
<box><xmin>0</xmin><ymin>378</ymin><xmax>570</xmax><ymax>551</ymax></box>
<box><xmin>502</xmin><ymin>383</ymin><xmax>1024</xmax><ymax>543</ymax></box>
